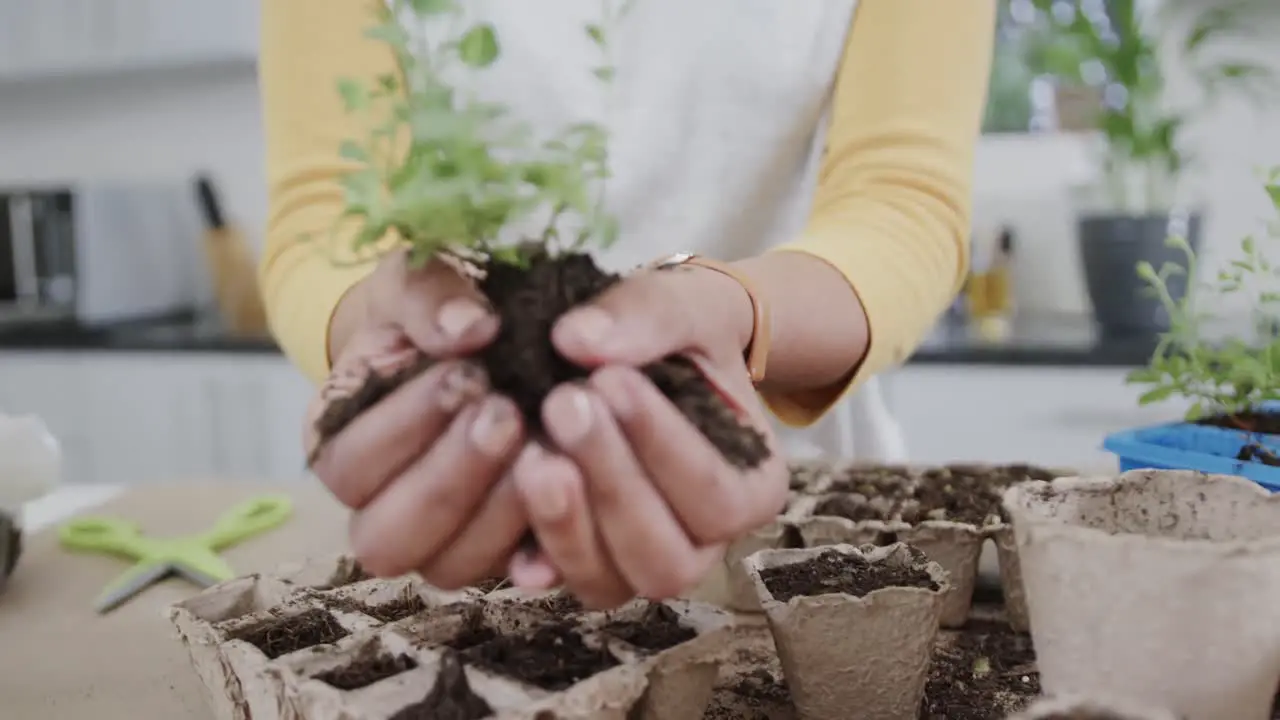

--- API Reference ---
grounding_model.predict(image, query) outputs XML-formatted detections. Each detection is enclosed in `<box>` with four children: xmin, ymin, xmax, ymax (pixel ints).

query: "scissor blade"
<box><xmin>94</xmin><ymin>563</ymin><xmax>174</xmax><ymax>614</ymax></box>
<box><xmin>171</xmin><ymin>564</ymin><xmax>222</xmax><ymax>589</ymax></box>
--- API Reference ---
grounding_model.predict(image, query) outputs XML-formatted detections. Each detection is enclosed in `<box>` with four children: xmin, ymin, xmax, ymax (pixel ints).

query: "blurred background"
<box><xmin>0</xmin><ymin>0</ymin><xmax>1278</xmax><ymax>487</ymax></box>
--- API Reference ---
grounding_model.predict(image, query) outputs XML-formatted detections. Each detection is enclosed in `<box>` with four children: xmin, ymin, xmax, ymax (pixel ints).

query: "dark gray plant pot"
<box><xmin>1078</xmin><ymin>212</ymin><xmax>1202</xmax><ymax>338</ymax></box>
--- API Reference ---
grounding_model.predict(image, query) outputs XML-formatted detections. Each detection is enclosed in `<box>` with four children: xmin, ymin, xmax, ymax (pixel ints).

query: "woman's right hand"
<box><xmin>302</xmin><ymin>251</ymin><xmax>529</xmax><ymax>589</ymax></box>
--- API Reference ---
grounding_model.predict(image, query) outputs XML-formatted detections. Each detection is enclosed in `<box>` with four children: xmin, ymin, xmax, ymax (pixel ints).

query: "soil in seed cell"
<box><xmin>390</xmin><ymin>650</ymin><xmax>492</xmax><ymax>720</ymax></box>
<box><xmin>445</xmin><ymin>623</ymin><xmax>499</xmax><ymax>652</ymax></box>
<box><xmin>360</xmin><ymin>593</ymin><xmax>427</xmax><ymax>623</ymax></box>
<box><xmin>314</xmin><ymin>651</ymin><xmax>418</xmax><ymax>691</ymax></box>
<box><xmin>826</xmin><ymin>465</ymin><xmax>915</xmax><ymax>496</ymax></box>
<box><xmin>813</xmin><ymin>493</ymin><xmax>898</xmax><ymax>523</ymax></box>
<box><xmin>228</xmin><ymin>608</ymin><xmax>350</xmax><ymax>659</ymax></box>
<box><xmin>759</xmin><ymin>549</ymin><xmax>938</xmax><ymax>602</ymax></box>
<box><xmin>463</xmin><ymin>622</ymin><xmax>620</xmax><ymax>691</ymax></box>
<box><xmin>601</xmin><ymin>602</ymin><xmax>696</xmax><ymax>653</ymax></box>
<box><xmin>920</xmin><ymin>619</ymin><xmax>1040</xmax><ymax>720</ymax></box>
<box><xmin>908</xmin><ymin>464</ymin><xmax>1058</xmax><ymax>526</ymax></box>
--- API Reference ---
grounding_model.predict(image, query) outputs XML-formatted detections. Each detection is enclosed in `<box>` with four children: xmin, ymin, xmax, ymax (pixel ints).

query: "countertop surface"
<box><xmin>0</xmin><ymin>311</ymin><xmax>1159</xmax><ymax>367</ymax></box>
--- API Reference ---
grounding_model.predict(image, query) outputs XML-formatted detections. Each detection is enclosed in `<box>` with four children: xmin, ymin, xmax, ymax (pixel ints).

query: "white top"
<box><xmin>399</xmin><ymin>0</ymin><xmax>860</xmax><ymax>271</ymax></box>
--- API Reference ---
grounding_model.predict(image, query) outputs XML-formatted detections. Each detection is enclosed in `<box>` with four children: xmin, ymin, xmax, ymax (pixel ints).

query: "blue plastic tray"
<box><xmin>1103</xmin><ymin>417</ymin><xmax>1280</xmax><ymax>492</ymax></box>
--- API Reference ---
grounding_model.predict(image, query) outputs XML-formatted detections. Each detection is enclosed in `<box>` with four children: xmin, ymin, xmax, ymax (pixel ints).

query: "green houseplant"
<box><xmin>306</xmin><ymin>1</ymin><xmax>769</xmax><ymax>471</ymax></box>
<box><xmin>1025</xmin><ymin>0</ymin><xmax>1275</xmax><ymax>337</ymax></box>
<box><xmin>1105</xmin><ymin>168</ymin><xmax>1280</xmax><ymax>488</ymax></box>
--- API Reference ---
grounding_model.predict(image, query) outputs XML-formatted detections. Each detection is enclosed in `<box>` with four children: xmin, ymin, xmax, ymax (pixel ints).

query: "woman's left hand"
<box><xmin>506</xmin><ymin>265</ymin><xmax>790</xmax><ymax>609</ymax></box>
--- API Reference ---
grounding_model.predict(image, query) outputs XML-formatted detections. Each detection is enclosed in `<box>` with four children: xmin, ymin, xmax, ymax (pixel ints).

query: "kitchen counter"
<box><xmin>0</xmin><ymin>311</ymin><xmax>1157</xmax><ymax>367</ymax></box>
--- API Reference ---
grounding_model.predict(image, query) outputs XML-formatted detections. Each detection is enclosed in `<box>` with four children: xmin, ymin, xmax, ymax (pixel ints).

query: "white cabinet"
<box><xmin>0</xmin><ymin>0</ymin><xmax>258</xmax><ymax>83</ymax></box>
<box><xmin>0</xmin><ymin>351</ymin><xmax>314</xmax><ymax>486</ymax></box>
<box><xmin>883</xmin><ymin>365</ymin><xmax>1191</xmax><ymax>473</ymax></box>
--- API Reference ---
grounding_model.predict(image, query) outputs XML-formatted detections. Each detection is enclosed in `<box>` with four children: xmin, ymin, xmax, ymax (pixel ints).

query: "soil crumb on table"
<box><xmin>390</xmin><ymin>650</ymin><xmax>492</xmax><ymax>720</ymax></box>
<box><xmin>760</xmin><ymin>549</ymin><xmax>938</xmax><ymax>602</ymax></box>
<box><xmin>314</xmin><ymin>651</ymin><xmax>417</xmax><ymax>691</ymax></box>
<box><xmin>228</xmin><ymin>608</ymin><xmax>349</xmax><ymax>659</ymax></box>
<box><xmin>463</xmin><ymin>622</ymin><xmax>620</xmax><ymax>691</ymax></box>
<box><xmin>602</xmin><ymin>602</ymin><xmax>696</xmax><ymax>653</ymax></box>
<box><xmin>920</xmin><ymin>620</ymin><xmax>1040</xmax><ymax>719</ymax></box>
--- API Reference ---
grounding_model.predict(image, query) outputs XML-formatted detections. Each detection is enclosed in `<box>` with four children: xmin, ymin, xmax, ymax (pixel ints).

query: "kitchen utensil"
<box><xmin>59</xmin><ymin>494</ymin><xmax>292</xmax><ymax>613</ymax></box>
<box><xmin>196</xmin><ymin>174</ymin><xmax>269</xmax><ymax>337</ymax></box>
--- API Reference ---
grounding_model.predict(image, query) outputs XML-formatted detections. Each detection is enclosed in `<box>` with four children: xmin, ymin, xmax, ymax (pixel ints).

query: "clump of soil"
<box><xmin>601</xmin><ymin>602</ymin><xmax>695</xmax><ymax>653</ymax></box>
<box><xmin>463</xmin><ymin>622</ymin><xmax>620</xmax><ymax>691</ymax></box>
<box><xmin>813</xmin><ymin>493</ymin><xmax>903</xmax><ymax>524</ymax></box>
<box><xmin>1238</xmin><ymin>441</ymin><xmax>1280</xmax><ymax>467</ymax></box>
<box><xmin>228</xmin><ymin>608</ymin><xmax>349</xmax><ymax>659</ymax></box>
<box><xmin>311</xmin><ymin>250</ymin><xmax>771</xmax><ymax>472</ymax></box>
<box><xmin>826</xmin><ymin>465</ymin><xmax>914</xmax><ymax>496</ymax></box>
<box><xmin>919</xmin><ymin>619</ymin><xmax>1039</xmax><ymax>720</ymax></box>
<box><xmin>359</xmin><ymin>593</ymin><xmax>427</xmax><ymax>623</ymax></box>
<box><xmin>759</xmin><ymin>549</ymin><xmax>939</xmax><ymax>603</ymax></box>
<box><xmin>445</xmin><ymin>622</ymin><xmax>498</xmax><ymax>652</ymax></box>
<box><xmin>313</xmin><ymin>650</ymin><xmax>418</xmax><ymax>691</ymax></box>
<box><xmin>390</xmin><ymin>650</ymin><xmax>492</xmax><ymax>720</ymax></box>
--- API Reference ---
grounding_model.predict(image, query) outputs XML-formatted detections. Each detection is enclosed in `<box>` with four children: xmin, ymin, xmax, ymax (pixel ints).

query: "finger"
<box><xmin>543</xmin><ymin>385</ymin><xmax>721</xmax><ymax>600</ymax></box>
<box><xmin>592</xmin><ymin>365</ymin><xmax>786</xmax><ymax>545</ymax></box>
<box><xmin>419</xmin><ymin>475</ymin><xmax>529</xmax><ymax>590</ymax></box>
<box><xmin>308</xmin><ymin>360</ymin><xmax>488</xmax><ymax>510</ymax></box>
<box><xmin>349</xmin><ymin>395</ymin><xmax>523</xmax><ymax>577</ymax></box>
<box><xmin>551</xmin><ymin>265</ymin><xmax>745</xmax><ymax>368</ymax></box>
<box><xmin>508</xmin><ymin>551</ymin><xmax>562</xmax><ymax>591</ymax></box>
<box><xmin>373</xmin><ymin>252</ymin><xmax>499</xmax><ymax>357</ymax></box>
<box><xmin>509</xmin><ymin>443</ymin><xmax>631</xmax><ymax>609</ymax></box>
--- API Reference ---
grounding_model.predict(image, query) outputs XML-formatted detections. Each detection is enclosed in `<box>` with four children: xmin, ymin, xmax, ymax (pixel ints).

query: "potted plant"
<box><xmin>1002</xmin><ymin>469</ymin><xmax>1280</xmax><ymax>720</ymax></box>
<box><xmin>1025</xmin><ymin>0</ymin><xmax>1275</xmax><ymax>337</ymax></box>
<box><xmin>1106</xmin><ymin>169</ymin><xmax>1280</xmax><ymax>490</ymax></box>
<box><xmin>307</xmin><ymin>2</ymin><xmax>769</xmax><ymax>471</ymax></box>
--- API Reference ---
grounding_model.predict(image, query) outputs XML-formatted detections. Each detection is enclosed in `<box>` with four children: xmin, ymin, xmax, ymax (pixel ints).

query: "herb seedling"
<box><xmin>1126</xmin><ymin>168</ymin><xmax>1280</xmax><ymax>430</ymax></box>
<box><xmin>309</xmin><ymin>0</ymin><xmax>771</xmax><ymax>472</ymax></box>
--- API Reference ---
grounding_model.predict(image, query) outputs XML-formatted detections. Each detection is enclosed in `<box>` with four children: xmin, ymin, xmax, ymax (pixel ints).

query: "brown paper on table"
<box><xmin>0</xmin><ymin>483</ymin><xmax>348</xmax><ymax>720</ymax></box>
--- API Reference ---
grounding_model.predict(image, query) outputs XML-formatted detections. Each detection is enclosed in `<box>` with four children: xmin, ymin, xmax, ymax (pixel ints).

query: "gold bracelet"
<box><xmin>649</xmin><ymin>253</ymin><xmax>771</xmax><ymax>384</ymax></box>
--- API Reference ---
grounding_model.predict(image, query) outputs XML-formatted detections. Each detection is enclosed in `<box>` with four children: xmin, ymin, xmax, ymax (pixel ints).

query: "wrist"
<box><xmin>681</xmin><ymin>262</ymin><xmax>758</xmax><ymax>360</ymax></box>
<box><xmin>327</xmin><ymin>274</ymin><xmax>372</xmax><ymax>365</ymax></box>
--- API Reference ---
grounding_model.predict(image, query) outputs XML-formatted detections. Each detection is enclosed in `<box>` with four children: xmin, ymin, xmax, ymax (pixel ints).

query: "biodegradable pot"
<box><xmin>790</xmin><ymin>495</ymin><xmax>982</xmax><ymax>628</ymax></box>
<box><xmin>1078</xmin><ymin>212</ymin><xmax>1201</xmax><ymax>338</ymax></box>
<box><xmin>1010</xmin><ymin>694</ymin><xmax>1184</xmax><ymax>720</ymax></box>
<box><xmin>990</xmin><ymin>524</ymin><xmax>1030</xmax><ymax>633</ymax></box>
<box><xmin>1003</xmin><ymin>469</ymin><xmax>1280</xmax><ymax>720</ymax></box>
<box><xmin>170</xmin><ymin>555</ymin><xmax>734</xmax><ymax>720</ymax></box>
<box><xmin>744</xmin><ymin>543</ymin><xmax>950</xmax><ymax>720</ymax></box>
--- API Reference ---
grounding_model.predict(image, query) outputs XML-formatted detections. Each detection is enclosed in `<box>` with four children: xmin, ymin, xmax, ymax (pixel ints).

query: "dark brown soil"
<box><xmin>813</xmin><ymin>493</ymin><xmax>901</xmax><ymax>523</ymax></box>
<box><xmin>1199</xmin><ymin>410</ymin><xmax>1280</xmax><ymax>435</ymax></box>
<box><xmin>910</xmin><ymin>465</ymin><xmax>1057</xmax><ymax>526</ymax></box>
<box><xmin>314</xmin><ymin>651</ymin><xmax>418</xmax><ymax>690</ymax></box>
<box><xmin>759</xmin><ymin>549</ymin><xmax>939</xmax><ymax>603</ymax></box>
<box><xmin>445</xmin><ymin>623</ymin><xmax>499</xmax><ymax>652</ymax></box>
<box><xmin>919</xmin><ymin>620</ymin><xmax>1039</xmax><ymax>720</ymax></box>
<box><xmin>359</xmin><ymin>593</ymin><xmax>427</xmax><ymax>623</ymax></box>
<box><xmin>463</xmin><ymin>622</ymin><xmax>620</xmax><ymax>691</ymax></box>
<box><xmin>1238</xmin><ymin>441</ymin><xmax>1280</xmax><ymax>467</ymax></box>
<box><xmin>228</xmin><ymin>608</ymin><xmax>349</xmax><ymax>659</ymax></box>
<box><xmin>1</xmin><ymin>510</ymin><xmax>19</xmax><ymax>580</ymax></box>
<box><xmin>310</xmin><ymin>250</ymin><xmax>771</xmax><ymax>472</ymax></box>
<box><xmin>826</xmin><ymin>465</ymin><xmax>914</xmax><ymax>495</ymax></box>
<box><xmin>390</xmin><ymin>650</ymin><xmax>492</xmax><ymax>720</ymax></box>
<box><xmin>601</xmin><ymin>602</ymin><xmax>695</xmax><ymax>653</ymax></box>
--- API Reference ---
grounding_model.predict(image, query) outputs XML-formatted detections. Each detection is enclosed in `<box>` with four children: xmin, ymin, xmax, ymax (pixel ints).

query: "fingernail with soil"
<box><xmin>561</xmin><ymin>307</ymin><xmax>613</xmax><ymax>350</ymax></box>
<box><xmin>546</xmin><ymin>387</ymin><xmax>593</xmax><ymax>446</ymax></box>
<box><xmin>435</xmin><ymin>363</ymin><xmax>487</xmax><ymax>412</ymax></box>
<box><xmin>469</xmin><ymin>398</ymin><xmax>517</xmax><ymax>456</ymax></box>
<box><xmin>436</xmin><ymin>298</ymin><xmax>489</xmax><ymax>339</ymax></box>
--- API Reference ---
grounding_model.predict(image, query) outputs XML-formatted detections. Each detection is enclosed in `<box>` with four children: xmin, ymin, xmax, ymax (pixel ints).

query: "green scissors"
<box><xmin>59</xmin><ymin>494</ymin><xmax>293</xmax><ymax>613</ymax></box>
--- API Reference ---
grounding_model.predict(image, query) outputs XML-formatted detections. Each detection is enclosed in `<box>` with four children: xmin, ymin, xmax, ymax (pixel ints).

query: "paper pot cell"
<box><xmin>744</xmin><ymin>542</ymin><xmax>950</xmax><ymax>720</ymax></box>
<box><xmin>170</xmin><ymin>556</ymin><xmax>735</xmax><ymax>720</ymax></box>
<box><xmin>1009</xmin><ymin>694</ymin><xmax>1185</xmax><ymax>720</ymax></box>
<box><xmin>1003</xmin><ymin>469</ymin><xmax>1280</xmax><ymax>720</ymax></box>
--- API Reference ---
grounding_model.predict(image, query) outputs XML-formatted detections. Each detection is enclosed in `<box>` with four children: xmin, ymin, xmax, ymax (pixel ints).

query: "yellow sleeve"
<box><xmin>761</xmin><ymin>0</ymin><xmax>996</xmax><ymax>426</ymax></box>
<box><xmin>257</xmin><ymin>0</ymin><xmax>399</xmax><ymax>384</ymax></box>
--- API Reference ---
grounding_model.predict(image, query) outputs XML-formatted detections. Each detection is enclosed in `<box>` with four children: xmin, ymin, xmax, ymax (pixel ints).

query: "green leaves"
<box><xmin>324</xmin><ymin>3</ymin><xmax>621</xmax><ymax>268</ymax></box>
<box><xmin>459</xmin><ymin>24</ymin><xmax>500</xmax><ymax>68</ymax></box>
<box><xmin>1126</xmin><ymin>170</ymin><xmax>1280</xmax><ymax>421</ymax></box>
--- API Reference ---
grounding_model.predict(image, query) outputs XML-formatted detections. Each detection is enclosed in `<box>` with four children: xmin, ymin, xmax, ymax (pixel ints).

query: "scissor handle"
<box><xmin>59</xmin><ymin>517</ymin><xmax>147</xmax><ymax>557</ymax></box>
<box><xmin>203</xmin><ymin>494</ymin><xmax>293</xmax><ymax>550</ymax></box>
